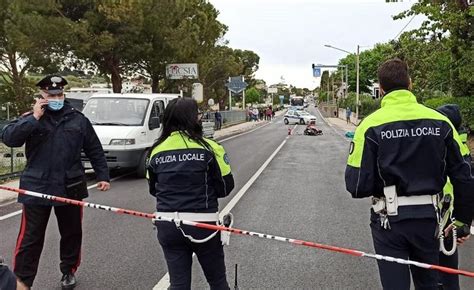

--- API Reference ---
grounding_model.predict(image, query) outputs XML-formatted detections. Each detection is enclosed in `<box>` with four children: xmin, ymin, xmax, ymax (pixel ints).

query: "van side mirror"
<box><xmin>149</xmin><ymin>117</ymin><xmax>160</xmax><ymax>130</ymax></box>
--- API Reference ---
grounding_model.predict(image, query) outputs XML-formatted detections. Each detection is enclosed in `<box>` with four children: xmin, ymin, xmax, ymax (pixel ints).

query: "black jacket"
<box><xmin>1</xmin><ymin>103</ymin><xmax>109</xmax><ymax>205</ymax></box>
<box><xmin>345</xmin><ymin>90</ymin><xmax>474</xmax><ymax>223</ymax></box>
<box><xmin>147</xmin><ymin>131</ymin><xmax>234</xmax><ymax>213</ymax></box>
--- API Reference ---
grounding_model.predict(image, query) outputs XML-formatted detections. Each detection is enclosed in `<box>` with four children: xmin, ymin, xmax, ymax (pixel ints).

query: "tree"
<box><xmin>63</xmin><ymin>1</ymin><xmax>145</xmax><ymax>93</ymax></box>
<box><xmin>132</xmin><ymin>0</ymin><xmax>227</xmax><ymax>93</ymax></box>
<box><xmin>394</xmin><ymin>0</ymin><xmax>474</xmax><ymax>97</ymax></box>
<box><xmin>199</xmin><ymin>45</ymin><xmax>242</xmax><ymax>109</ymax></box>
<box><xmin>245</xmin><ymin>87</ymin><xmax>261</xmax><ymax>105</ymax></box>
<box><xmin>233</xmin><ymin>49</ymin><xmax>260</xmax><ymax>87</ymax></box>
<box><xmin>0</xmin><ymin>0</ymin><xmax>74</xmax><ymax>114</ymax></box>
<box><xmin>338</xmin><ymin>43</ymin><xmax>395</xmax><ymax>94</ymax></box>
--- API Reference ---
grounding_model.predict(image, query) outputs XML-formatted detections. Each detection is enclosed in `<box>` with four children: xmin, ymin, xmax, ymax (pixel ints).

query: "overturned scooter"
<box><xmin>304</xmin><ymin>120</ymin><xmax>323</xmax><ymax>136</ymax></box>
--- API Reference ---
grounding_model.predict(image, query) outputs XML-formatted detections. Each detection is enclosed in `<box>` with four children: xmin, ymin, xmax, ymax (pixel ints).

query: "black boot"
<box><xmin>60</xmin><ymin>273</ymin><xmax>76</xmax><ymax>289</ymax></box>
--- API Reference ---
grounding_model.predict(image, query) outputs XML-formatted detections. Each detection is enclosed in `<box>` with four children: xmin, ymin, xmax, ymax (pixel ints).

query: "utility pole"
<box><xmin>331</xmin><ymin>76</ymin><xmax>334</xmax><ymax>104</ymax></box>
<box><xmin>228</xmin><ymin>77</ymin><xmax>232</xmax><ymax>111</ymax></box>
<box><xmin>241</xmin><ymin>76</ymin><xmax>245</xmax><ymax>110</ymax></box>
<box><xmin>6</xmin><ymin>102</ymin><xmax>13</xmax><ymax>173</ymax></box>
<box><xmin>356</xmin><ymin>45</ymin><xmax>360</xmax><ymax>122</ymax></box>
<box><xmin>345</xmin><ymin>65</ymin><xmax>348</xmax><ymax>99</ymax></box>
<box><xmin>326</xmin><ymin>74</ymin><xmax>330</xmax><ymax>104</ymax></box>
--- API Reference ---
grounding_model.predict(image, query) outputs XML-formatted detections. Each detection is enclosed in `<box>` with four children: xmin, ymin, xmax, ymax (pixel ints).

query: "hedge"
<box><xmin>338</xmin><ymin>93</ymin><xmax>473</xmax><ymax>130</ymax></box>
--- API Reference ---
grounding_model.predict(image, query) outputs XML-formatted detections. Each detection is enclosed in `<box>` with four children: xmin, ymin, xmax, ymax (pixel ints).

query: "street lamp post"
<box><xmin>356</xmin><ymin>45</ymin><xmax>360</xmax><ymax>121</ymax></box>
<box><xmin>6</xmin><ymin>102</ymin><xmax>13</xmax><ymax>173</ymax></box>
<box><xmin>324</xmin><ymin>44</ymin><xmax>360</xmax><ymax>122</ymax></box>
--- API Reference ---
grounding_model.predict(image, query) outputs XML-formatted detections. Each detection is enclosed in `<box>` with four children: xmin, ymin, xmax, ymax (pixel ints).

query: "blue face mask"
<box><xmin>47</xmin><ymin>99</ymin><xmax>64</xmax><ymax>111</ymax></box>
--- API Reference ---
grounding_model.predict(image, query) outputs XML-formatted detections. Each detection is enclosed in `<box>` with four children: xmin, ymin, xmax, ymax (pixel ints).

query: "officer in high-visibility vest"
<box><xmin>345</xmin><ymin>59</ymin><xmax>474</xmax><ymax>290</ymax></box>
<box><xmin>436</xmin><ymin>104</ymin><xmax>472</xmax><ymax>290</ymax></box>
<box><xmin>147</xmin><ymin>98</ymin><xmax>235</xmax><ymax>290</ymax></box>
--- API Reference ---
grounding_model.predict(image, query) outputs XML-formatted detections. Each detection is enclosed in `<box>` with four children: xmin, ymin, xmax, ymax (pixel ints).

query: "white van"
<box><xmin>81</xmin><ymin>93</ymin><xmax>179</xmax><ymax>177</ymax></box>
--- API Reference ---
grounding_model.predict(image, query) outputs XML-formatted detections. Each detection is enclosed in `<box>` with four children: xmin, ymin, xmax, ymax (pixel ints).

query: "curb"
<box><xmin>214</xmin><ymin>121</ymin><xmax>269</xmax><ymax>142</ymax></box>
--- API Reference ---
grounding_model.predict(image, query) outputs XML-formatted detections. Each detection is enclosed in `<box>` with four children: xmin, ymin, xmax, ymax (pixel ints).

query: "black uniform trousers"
<box><xmin>156</xmin><ymin>221</ymin><xmax>230</xmax><ymax>290</ymax></box>
<box><xmin>439</xmin><ymin>241</ymin><xmax>460</xmax><ymax>290</ymax></box>
<box><xmin>371</xmin><ymin>216</ymin><xmax>439</xmax><ymax>290</ymax></box>
<box><xmin>13</xmin><ymin>204</ymin><xmax>83</xmax><ymax>287</ymax></box>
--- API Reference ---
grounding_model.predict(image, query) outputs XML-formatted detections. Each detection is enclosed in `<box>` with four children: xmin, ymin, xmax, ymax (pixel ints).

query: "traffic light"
<box><xmin>312</xmin><ymin>63</ymin><xmax>315</xmax><ymax>69</ymax></box>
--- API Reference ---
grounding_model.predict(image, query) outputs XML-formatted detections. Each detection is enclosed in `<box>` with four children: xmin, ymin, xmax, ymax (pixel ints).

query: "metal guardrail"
<box><xmin>205</xmin><ymin>110</ymin><xmax>247</xmax><ymax>127</ymax></box>
<box><xmin>0</xmin><ymin>142</ymin><xmax>25</xmax><ymax>179</ymax></box>
<box><xmin>1</xmin><ymin>120</ymin><xmax>26</xmax><ymax>180</ymax></box>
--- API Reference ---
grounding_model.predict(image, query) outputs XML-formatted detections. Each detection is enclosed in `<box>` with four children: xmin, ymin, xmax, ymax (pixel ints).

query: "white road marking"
<box><xmin>153</xmin><ymin>126</ymin><xmax>294</xmax><ymax>290</ymax></box>
<box><xmin>0</xmin><ymin>210</ymin><xmax>22</xmax><ymax>221</ymax></box>
<box><xmin>0</xmin><ymin>172</ymin><xmax>134</xmax><ymax>221</ymax></box>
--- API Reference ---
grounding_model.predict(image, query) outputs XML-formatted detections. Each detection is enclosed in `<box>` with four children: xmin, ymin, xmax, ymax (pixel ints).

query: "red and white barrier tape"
<box><xmin>1</xmin><ymin>185</ymin><xmax>473</xmax><ymax>278</ymax></box>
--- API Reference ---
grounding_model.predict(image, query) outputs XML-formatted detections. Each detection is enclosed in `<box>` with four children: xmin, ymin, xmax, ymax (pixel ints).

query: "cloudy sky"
<box><xmin>209</xmin><ymin>0</ymin><xmax>424</xmax><ymax>89</ymax></box>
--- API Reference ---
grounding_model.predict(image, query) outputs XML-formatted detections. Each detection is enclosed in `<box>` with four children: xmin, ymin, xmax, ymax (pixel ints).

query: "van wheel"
<box><xmin>299</xmin><ymin>119</ymin><xmax>305</xmax><ymax>125</ymax></box>
<box><xmin>284</xmin><ymin>118</ymin><xmax>289</xmax><ymax>125</ymax></box>
<box><xmin>136</xmin><ymin>150</ymin><xmax>149</xmax><ymax>178</ymax></box>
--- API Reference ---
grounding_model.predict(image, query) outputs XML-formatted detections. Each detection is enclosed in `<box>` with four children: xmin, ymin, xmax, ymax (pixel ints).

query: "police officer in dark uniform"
<box><xmin>436</xmin><ymin>104</ymin><xmax>472</xmax><ymax>290</ymax></box>
<box><xmin>147</xmin><ymin>98</ymin><xmax>235</xmax><ymax>290</ymax></box>
<box><xmin>345</xmin><ymin>59</ymin><xmax>474</xmax><ymax>290</ymax></box>
<box><xmin>1</xmin><ymin>75</ymin><xmax>110</xmax><ymax>289</ymax></box>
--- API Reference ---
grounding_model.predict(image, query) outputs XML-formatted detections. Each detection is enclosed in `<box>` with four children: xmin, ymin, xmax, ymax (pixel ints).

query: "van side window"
<box><xmin>157</xmin><ymin>101</ymin><xmax>165</xmax><ymax>118</ymax></box>
<box><xmin>150</xmin><ymin>100</ymin><xmax>165</xmax><ymax>123</ymax></box>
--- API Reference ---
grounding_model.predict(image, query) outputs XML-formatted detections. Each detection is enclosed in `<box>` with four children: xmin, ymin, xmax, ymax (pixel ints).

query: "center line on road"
<box><xmin>0</xmin><ymin>172</ymin><xmax>134</xmax><ymax>221</ymax></box>
<box><xmin>153</xmin><ymin>126</ymin><xmax>294</xmax><ymax>290</ymax></box>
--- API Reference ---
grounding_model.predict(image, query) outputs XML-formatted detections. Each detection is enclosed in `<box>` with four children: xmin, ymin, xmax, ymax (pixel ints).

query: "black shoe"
<box><xmin>60</xmin><ymin>273</ymin><xmax>76</xmax><ymax>289</ymax></box>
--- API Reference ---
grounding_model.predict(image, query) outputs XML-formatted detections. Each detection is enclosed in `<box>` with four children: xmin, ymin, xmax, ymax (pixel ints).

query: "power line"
<box><xmin>393</xmin><ymin>14</ymin><xmax>417</xmax><ymax>40</ymax></box>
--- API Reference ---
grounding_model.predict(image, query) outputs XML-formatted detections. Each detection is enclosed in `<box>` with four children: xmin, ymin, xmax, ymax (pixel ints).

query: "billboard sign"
<box><xmin>166</xmin><ymin>63</ymin><xmax>199</xmax><ymax>79</ymax></box>
<box><xmin>268</xmin><ymin>87</ymin><xmax>278</xmax><ymax>94</ymax></box>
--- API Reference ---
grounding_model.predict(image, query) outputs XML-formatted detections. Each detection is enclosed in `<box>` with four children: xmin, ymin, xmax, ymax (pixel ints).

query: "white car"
<box><xmin>283</xmin><ymin>110</ymin><xmax>317</xmax><ymax>125</ymax></box>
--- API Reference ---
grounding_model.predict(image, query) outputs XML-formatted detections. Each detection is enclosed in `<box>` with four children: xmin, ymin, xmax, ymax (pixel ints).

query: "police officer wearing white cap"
<box><xmin>1</xmin><ymin>75</ymin><xmax>110</xmax><ymax>289</ymax></box>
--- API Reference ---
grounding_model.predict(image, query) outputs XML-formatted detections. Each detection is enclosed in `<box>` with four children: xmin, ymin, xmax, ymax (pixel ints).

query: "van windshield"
<box><xmin>83</xmin><ymin>98</ymin><xmax>150</xmax><ymax>126</ymax></box>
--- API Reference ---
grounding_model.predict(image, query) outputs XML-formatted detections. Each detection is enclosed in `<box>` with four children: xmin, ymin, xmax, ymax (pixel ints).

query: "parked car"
<box><xmin>283</xmin><ymin>110</ymin><xmax>317</xmax><ymax>125</ymax></box>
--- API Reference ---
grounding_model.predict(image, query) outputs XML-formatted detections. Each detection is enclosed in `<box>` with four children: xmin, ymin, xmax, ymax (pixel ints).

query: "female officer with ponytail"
<box><xmin>147</xmin><ymin>98</ymin><xmax>234</xmax><ymax>290</ymax></box>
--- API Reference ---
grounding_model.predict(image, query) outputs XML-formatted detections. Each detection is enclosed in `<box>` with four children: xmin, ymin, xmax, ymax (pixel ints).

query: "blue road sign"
<box><xmin>313</xmin><ymin>67</ymin><xmax>321</xmax><ymax>77</ymax></box>
<box><xmin>226</xmin><ymin>76</ymin><xmax>248</xmax><ymax>94</ymax></box>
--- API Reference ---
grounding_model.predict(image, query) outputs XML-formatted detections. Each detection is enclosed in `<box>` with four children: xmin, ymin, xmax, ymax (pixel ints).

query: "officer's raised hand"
<box><xmin>33</xmin><ymin>97</ymin><xmax>48</xmax><ymax>120</ymax></box>
<box><xmin>97</xmin><ymin>181</ymin><xmax>110</xmax><ymax>191</ymax></box>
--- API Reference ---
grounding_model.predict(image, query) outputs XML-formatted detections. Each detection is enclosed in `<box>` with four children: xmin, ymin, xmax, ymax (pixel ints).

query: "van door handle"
<box><xmin>141</xmin><ymin>132</ymin><xmax>146</xmax><ymax>135</ymax></box>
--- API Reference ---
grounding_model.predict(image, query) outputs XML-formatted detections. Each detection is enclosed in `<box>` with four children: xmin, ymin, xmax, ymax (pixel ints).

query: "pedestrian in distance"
<box><xmin>215</xmin><ymin>109</ymin><xmax>222</xmax><ymax>130</ymax></box>
<box><xmin>147</xmin><ymin>98</ymin><xmax>235</xmax><ymax>290</ymax></box>
<box><xmin>346</xmin><ymin>107</ymin><xmax>351</xmax><ymax>124</ymax></box>
<box><xmin>266</xmin><ymin>106</ymin><xmax>273</xmax><ymax>121</ymax></box>
<box><xmin>345</xmin><ymin>59</ymin><xmax>474</xmax><ymax>290</ymax></box>
<box><xmin>252</xmin><ymin>108</ymin><xmax>259</xmax><ymax>122</ymax></box>
<box><xmin>1</xmin><ymin>75</ymin><xmax>111</xmax><ymax>289</ymax></box>
<box><xmin>436</xmin><ymin>104</ymin><xmax>472</xmax><ymax>290</ymax></box>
